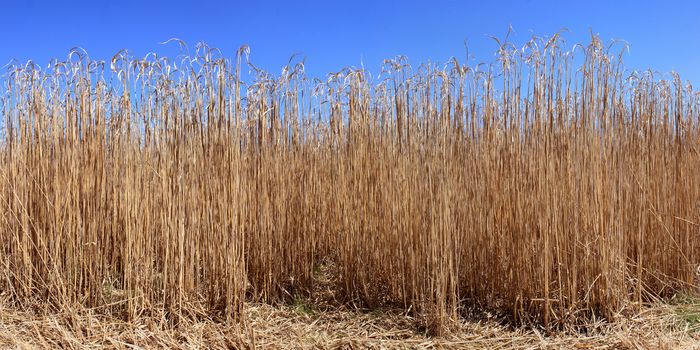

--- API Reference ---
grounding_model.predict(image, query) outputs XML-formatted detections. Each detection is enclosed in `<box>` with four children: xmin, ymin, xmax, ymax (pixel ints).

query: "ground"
<box><xmin>1</xmin><ymin>264</ymin><xmax>699</xmax><ymax>349</ymax></box>
<box><xmin>0</xmin><ymin>297</ymin><xmax>699</xmax><ymax>349</ymax></box>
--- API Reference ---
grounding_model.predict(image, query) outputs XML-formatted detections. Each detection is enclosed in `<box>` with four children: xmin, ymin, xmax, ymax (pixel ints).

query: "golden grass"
<box><xmin>0</xmin><ymin>33</ymin><xmax>698</xmax><ymax>337</ymax></box>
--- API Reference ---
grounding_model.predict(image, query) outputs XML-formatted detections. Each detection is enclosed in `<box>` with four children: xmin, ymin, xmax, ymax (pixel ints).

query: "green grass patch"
<box><xmin>669</xmin><ymin>294</ymin><xmax>700</xmax><ymax>332</ymax></box>
<box><xmin>292</xmin><ymin>296</ymin><xmax>315</xmax><ymax>317</ymax></box>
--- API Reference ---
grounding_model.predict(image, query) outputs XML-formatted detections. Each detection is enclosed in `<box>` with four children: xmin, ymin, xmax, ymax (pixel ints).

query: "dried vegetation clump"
<box><xmin>0</xmin><ymin>32</ymin><xmax>698</xmax><ymax>336</ymax></box>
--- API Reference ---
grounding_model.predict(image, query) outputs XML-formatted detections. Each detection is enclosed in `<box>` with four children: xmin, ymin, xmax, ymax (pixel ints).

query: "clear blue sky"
<box><xmin>2</xmin><ymin>0</ymin><xmax>699</xmax><ymax>84</ymax></box>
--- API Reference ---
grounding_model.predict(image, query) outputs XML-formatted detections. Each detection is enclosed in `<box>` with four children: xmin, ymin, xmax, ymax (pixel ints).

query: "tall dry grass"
<box><xmin>0</xmin><ymin>33</ymin><xmax>698</xmax><ymax>333</ymax></box>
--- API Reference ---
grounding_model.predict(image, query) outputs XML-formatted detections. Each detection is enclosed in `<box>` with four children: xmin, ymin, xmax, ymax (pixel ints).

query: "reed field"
<box><xmin>0</xmin><ymin>32</ymin><xmax>699</xmax><ymax>344</ymax></box>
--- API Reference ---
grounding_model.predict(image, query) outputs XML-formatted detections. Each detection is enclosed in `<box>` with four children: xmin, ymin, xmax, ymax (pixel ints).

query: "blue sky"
<box><xmin>2</xmin><ymin>0</ymin><xmax>699</xmax><ymax>84</ymax></box>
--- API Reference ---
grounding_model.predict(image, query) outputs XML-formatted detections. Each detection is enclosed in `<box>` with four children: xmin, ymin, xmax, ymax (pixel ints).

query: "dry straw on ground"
<box><xmin>0</xmin><ymin>297</ymin><xmax>699</xmax><ymax>349</ymax></box>
<box><xmin>0</xmin><ymin>30</ymin><xmax>698</xmax><ymax>341</ymax></box>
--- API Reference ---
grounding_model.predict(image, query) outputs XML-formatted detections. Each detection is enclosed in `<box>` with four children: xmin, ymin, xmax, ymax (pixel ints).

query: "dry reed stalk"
<box><xmin>0</xmin><ymin>33</ymin><xmax>698</xmax><ymax>334</ymax></box>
